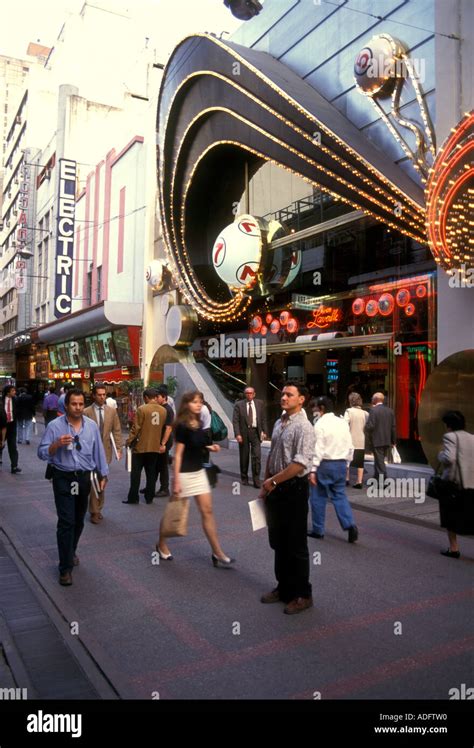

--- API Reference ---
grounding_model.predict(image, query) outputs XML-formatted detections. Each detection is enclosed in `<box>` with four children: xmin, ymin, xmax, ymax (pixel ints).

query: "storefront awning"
<box><xmin>37</xmin><ymin>302</ymin><xmax>142</xmax><ymax>344</ymax></box>
<box><xmin>265</xmin><ymin>333</ymin><xmax>393</xmax><ymax>355</ymax></box>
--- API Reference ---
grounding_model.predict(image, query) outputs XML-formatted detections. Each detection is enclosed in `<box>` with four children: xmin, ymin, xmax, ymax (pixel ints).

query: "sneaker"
<box><xmin>348</xmin><ymin>525</ymin><xmax>359</xmax><ymax>543</ymax></box>
<box><xmin>307</xmin><ymin>531</ymin><xmax>324</xmax><ymax>539</ymax></box>
<box><xmin>283</xmin><ymin>596</ymin><xmax>313</xmax><ymax>615</ymax></box>
<box><xmin>260</xmin><ymin>589</ymin><xmax>281</xmax><ymax>604</ymax></box>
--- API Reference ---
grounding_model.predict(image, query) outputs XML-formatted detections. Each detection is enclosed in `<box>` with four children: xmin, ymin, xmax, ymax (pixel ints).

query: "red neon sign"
<box><xmin>307</xmin><ymin>307</ymin><xmax>343</xmax><ymax>329</ymax></box>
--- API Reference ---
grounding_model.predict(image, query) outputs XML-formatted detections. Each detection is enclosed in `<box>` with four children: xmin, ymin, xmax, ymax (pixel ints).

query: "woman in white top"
<box><xmin>344</xmin><ymin>392</ymin><xmax>368</xmax><ymax>488</ymax></box>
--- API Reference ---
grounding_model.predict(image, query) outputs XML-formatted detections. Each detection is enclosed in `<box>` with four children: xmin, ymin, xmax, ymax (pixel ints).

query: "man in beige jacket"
<box><xmin>123</xmin><ymin>388</ymin><xmax>166</xmax><ymax>505</ymax></box>
<box><xmin>84</xmin><ymin>384</ymin><xmax>123</xmax><ymax>523</ymax></box>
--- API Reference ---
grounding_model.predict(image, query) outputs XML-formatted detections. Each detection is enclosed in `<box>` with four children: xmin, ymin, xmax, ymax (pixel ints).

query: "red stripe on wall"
<box><xmin>92</xmin><ymin>162</ymin><xmax>103</xmax><ymax>304</ymax></box>
<box><xmin>74</xmin><ymin>224</ymin><xmax>81</xmax><ymax>298</ymax></box>
<box><xmin>82</xmin><ymin>172</ymin><xmax>93</xmax><ymax>308</ymax></box>
<box><xmin>101</xmin><ymin>149</ymin><xmax>115</xmax><ymax>300</ymax></box>
<box><xmin>117</xmin><ymin>187</ymin><xmax>126</xmax><ymax>274</ymax></box>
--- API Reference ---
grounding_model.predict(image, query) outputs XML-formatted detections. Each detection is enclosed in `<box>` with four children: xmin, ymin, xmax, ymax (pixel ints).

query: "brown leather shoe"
<box><xmin>283</xmin><ymin>596</ymin><xmax>313</xmax><ymax>615</ymax></box>
<box><xmin>90</xmin><ymin>514</ymin><xmax>101</xmax><ymax>524</ymax></box>
<box><xmin>59</xmin><ymin>572</ymin><xmax>72</xmax><ymax>586</ymax></box>
<box><xmin>73</xmin><ymin>555</ymin><xmax>79</xmax><ymax>566</ymax></box>
<box><xmin>260</xmin><ymin>589</ymin><xmax>281</xmax><ymax>604</ymax></box>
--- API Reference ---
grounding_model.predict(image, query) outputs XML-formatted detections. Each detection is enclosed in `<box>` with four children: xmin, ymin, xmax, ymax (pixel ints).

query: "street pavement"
<box><xmin>0</xmin><ymin>426</ymin><xmax>473</xmax><ymax>701</ymax></box>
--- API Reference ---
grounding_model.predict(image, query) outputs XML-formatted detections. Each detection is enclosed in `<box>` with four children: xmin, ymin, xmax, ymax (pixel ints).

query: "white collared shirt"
<box><xmin>313</xmin><ymin>412</ymin><xmax>354</xmax><ymax>467</ymax></box>
<box><xmin>246</xmin><ymin>399</ymin><xmax>257</xmax><ymax>428</ymax></box>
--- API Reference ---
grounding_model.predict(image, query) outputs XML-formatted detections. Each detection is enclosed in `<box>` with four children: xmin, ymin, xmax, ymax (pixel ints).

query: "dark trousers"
<box><xmin>5</xmin><ymin>422</ymin><xmax>18</xmax><ymax>470</ymax></box>
<box><xmin>373</xmin><ymin>446</ymin><xmax>389</xmax><ymax>479</ymax></box>
<box><xmin>239</xmin><ymin>428</ymin><xmax>261</xmax><ymax>482</ymax></box>
<box><xmin>128</xmin><ymin>452</ymin><xmax>159</xmax><ymax>503</ymax></box>
<box><xmin>52</xmin><ymin>469</ymin><xmax>90</xmax><ymax>574</ymax></box>
<box><xmin>155</xmin><ymin>448</ymin><xmax>170</xmax><ymax>492</ymax></box>
<box><xmin>266</xmin><ymin>477</ymin><xmax>312</xmax><ymax>601</ymax></box>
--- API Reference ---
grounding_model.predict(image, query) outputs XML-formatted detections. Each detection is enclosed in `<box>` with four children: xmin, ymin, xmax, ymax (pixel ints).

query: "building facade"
<box><xmin>149</xmin><ymin>0</ymin><xmax>473</xmax><ymax>463</ymax></box>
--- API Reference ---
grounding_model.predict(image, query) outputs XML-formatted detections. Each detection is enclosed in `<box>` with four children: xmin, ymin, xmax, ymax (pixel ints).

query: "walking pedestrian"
<box><xmin>16</xmin><ymin>387</ymin><xmax>35</xmax><ymax>445</ymax></box>
<box><xmin>157</xmin><ymin>391</ymin><xmax>234</xmax><ymax>566</ymax></box>
<box><xmin>233</xmin><ymin>386</ymin><xmax>267</xmax><ymax>488</ymax></box>
<box><xmin>43</xmin><ymin>385</ymin><xmax>60</xmax><ymax>425</ymax></box>
<box><xmin>344</xmin><ymin>392</ymin><xmax>368</xmax><ymax>488</ymax></box>
<box><xmin>437</xmin><ymin>410</ymin><xmax>474</xmax><ymax>559</ymax></box>
<box><xmin>2</xmin><ymin>385</ymin><xmax>21</xmax><ymax>473</ymax></box>
<box><xmin>37</xmin><ymin>388</ymin><xmax>108</xmax><ymax>586</ymax></box>
<box><xmin>259</xmin><ymin>383</ymin><xmax>315</xmax><ymax>615</ymax></box>
<box><xmin>123</xmin><ymin>388</ymin><xmax>166</xmax><ymax>505</ymax></box>
<box><xmin>364</xmin><ymin>392</ymin><xmax>396</xmax><ymax>482</ymax></box>
<box><xmin>84</xmin><ymin>384</ymin><xmax>123</xmax><ymax>523</ymax></box>
<box><xmin>308</xmin><ymin>396</ymin><xmax>359</xmax><ymax>543</ymax></box>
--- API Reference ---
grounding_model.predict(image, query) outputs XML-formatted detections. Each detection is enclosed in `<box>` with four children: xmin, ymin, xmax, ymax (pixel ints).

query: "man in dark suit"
<box><xmin>365</xmin><ymin>392</ymin><xmax>396</xmax><ymax>481</ymax></box>
<box><xmin>233</xmin><ymin>386</ymin><xmax>267</xmax><ymax>488</ymax></box>
<box><xmin>2</xmin><ymin>385</ymin><xmax>21</xmax><ymax>473</ymax></box>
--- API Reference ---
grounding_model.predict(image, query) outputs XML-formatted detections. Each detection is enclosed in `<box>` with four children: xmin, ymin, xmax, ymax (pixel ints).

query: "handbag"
<box><xmin>45</xmin><ymin>463</ymin><xmax>54</xmax><ymax>480</ymax></box>
<box><xmin>391</xmin><ymin>446</ymin><xmax>402</xmax><ymax>464</ymax></box>
<box><xmin>203</xmin><ymin>461</ymin><xmax>221</xmax><ymax>488</ymax></box>
<box><xmin>210</xmin><ymin>411</ymin><xmax>228</xmax><ymax>441</ymax></box>
<box><xmin>160</xmin><ymin>496</ymin><xmax>190</xmax><ymax>537</ymax></box>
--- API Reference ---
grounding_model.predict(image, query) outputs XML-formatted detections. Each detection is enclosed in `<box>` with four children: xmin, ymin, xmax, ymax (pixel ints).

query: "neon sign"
<box><xmin>307</xmin><ymin>307</ymin><xmax>343</xmax><ymax>329</ymax></box>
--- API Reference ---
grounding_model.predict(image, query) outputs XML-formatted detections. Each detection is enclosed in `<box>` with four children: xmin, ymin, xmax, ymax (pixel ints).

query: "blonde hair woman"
<box><xmin>344</xmin><ymin>392</ymin><xmax>368</xmax><ymax>488</ymax></box>
<box><xmin>157</xmin><ymin>391</ymin><xmax>235</xmax><ymax>567</ymax></box>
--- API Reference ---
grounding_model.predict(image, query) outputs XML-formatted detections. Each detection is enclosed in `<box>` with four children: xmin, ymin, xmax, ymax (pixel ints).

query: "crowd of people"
<box><xmin>1</xmin><ymin>380</ymin><xmax>472</xmax><ymax>611</ymax></box>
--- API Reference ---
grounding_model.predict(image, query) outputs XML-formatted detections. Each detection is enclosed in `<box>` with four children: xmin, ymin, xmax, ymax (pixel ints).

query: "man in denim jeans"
<box><xmin>38</xmin><ymin>388</ymin><xmax>108</xmax><ymax>586</ymax></box>
<box><xmin>259</xmin><ymin>383</ymin><xmax>315</xmax><ymax>615</ymax></box>
<box><xmin>308</xmin><ymin>396</ymin><xmax>359</xmax><ymax>544</ymax></box>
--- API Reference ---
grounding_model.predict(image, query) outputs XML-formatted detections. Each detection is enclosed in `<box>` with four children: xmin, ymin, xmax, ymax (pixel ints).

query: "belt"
<box><xmin>320</xmin><ymin>458</ymin><xmax>347</xmax><ymax>463</ymax></box>
<box><xmin>52</xmin><ymin>467</ymin><xmax>90</xmax><ymax>477</ymax></box>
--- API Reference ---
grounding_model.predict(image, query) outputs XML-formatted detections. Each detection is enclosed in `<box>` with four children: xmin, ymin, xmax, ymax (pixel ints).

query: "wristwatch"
<box><xmin>271</xmin><ymin>479</ymin><xmax>278</xmax><ymax>488</ymax></box>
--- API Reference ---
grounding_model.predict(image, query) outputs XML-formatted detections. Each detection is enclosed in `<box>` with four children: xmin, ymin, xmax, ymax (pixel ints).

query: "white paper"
<box><xmin>126</xmin><ymin>447</ymin><xmax>132</xmax><ymax>472</ymax></box>
<box><xmin>90</xmin><ymin>471</ymin><xmax>101</xmax><ymax>496</ymax></box>
<box><xmin>248</xmin><ymin>498</ymin><xmax>267</xmax><ymax>532</ymax></box>
<box><xmin>110</xmin><ymin>433</ymin><xmax>120</xmax><ymax>461</ymax></box>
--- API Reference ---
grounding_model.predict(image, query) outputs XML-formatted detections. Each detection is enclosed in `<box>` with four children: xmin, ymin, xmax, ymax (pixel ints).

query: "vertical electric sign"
<box><xmin>54</xmin><ymin>159</ymin><xmax>76</xmax><ymax>317</ymax></box>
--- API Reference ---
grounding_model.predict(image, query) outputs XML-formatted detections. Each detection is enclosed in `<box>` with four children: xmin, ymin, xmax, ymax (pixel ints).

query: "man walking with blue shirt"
<box><xmin>38</xmin><ymin>388</ymin><xmax>108</xmax><ymax>586</ymax></box>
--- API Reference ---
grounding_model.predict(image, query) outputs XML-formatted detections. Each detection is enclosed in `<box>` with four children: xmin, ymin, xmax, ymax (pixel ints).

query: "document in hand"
<box><xmin>248</xmin><ymin>498</ymin><xmax>267</xmax><ymax>531</ymax></box>
<box><xmin>90</xmin><ymin>471</ymin><xmax>101</xmax><ymax>495</ymax></box>
<box><xmin>110</xmin><ymin>433</ymin><xmax>120</xmax><ymax>461</ymax></box>
<box><xmin>125</xmin><ymin>447</ymin><xmax>132</xmax><ymax>472</ymax></box>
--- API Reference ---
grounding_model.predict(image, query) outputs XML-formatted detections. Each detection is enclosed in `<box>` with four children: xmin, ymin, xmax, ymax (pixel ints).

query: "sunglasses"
<box><xmin>73</xmin><ymin>435</ymin><xmax>82</xmax><ymax>451</ymax></box>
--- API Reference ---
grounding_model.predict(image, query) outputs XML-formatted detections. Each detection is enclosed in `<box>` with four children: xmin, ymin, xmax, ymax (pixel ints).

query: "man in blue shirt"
<box><xmin>38</xmin><ymin>388</ymin><xmax>109</xmax><ymax>586</ymax></box>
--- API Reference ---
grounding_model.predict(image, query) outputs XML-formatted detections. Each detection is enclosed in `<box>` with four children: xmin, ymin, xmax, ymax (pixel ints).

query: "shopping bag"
<box><xmin>160</xmin><ymin>497</ymin><xmax>190</xmax><ymax>537</ymax></box>
<box><xmin>391</xmin><ymin>446</ymin><xmax>402</xmax><ymax>463</ymax></box>
<box><xmin>32</xmin><ymin>417</ymin><xmax>38</xmax><ymax>436</ymax></box>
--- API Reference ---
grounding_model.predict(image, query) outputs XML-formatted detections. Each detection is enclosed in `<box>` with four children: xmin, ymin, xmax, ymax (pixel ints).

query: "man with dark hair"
<box><xmin>57</xmin><ymin>382</ymin><xmax>74</xmax><ymax>416</ymax></box>
<box><xmin>2</xmin><ymin>385</ymin><xmax>20</xmax><ymax>473</ymax></box>
<box><xmin>259</xmin><ymin>382</ymin><xmax>315</xmax><ymax>615</ymax></box>
<box><xmin>16</xmin><ymin>387</ymin><xmax>35</xmax><ymax>445</ymax></box>
<box><xmin>154</xmin><ymin>386</ymin><xmax>173</xmax><ymax>497</ymax></box>
<box><xmin>123</xmin><ymin>388</ymin><xmax>166</xmax><ymax>505</ymax></box>
<box><xmin>38</xmin><ymin>388</ymin><xmax>108</xmax><ymax>586</ymax></box>
<box><xmin>84</xmin><ymin>384</ymin><xmax>123</xmax><ymax>523</ymax></box>
<box><xmin>308</xmin><ymin>396</ymin><xmax>358</xmax><ymax>543</ymax></box>
<box><xmin>364</xmin><ymin>392</ymin><xmax>396</xmax><ymax>481</ymax></box>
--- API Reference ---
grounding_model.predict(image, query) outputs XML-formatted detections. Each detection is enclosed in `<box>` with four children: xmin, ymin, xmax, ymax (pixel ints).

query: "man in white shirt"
<box><xmin>308</xmin><ymin>396</ymin><xmax>358</xmax><ymax>543</ymax></box>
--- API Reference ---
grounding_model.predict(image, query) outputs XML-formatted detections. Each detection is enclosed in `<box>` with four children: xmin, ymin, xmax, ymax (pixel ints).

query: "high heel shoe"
<box><xmin>156</xmin><ymin>544</ymin><xmax>173</xmax><ymax>561</ymax></box>
<box><xmin>211</xmin><ymin>553</ymin><xmax>235</xmax><ymax>568</ymax></box>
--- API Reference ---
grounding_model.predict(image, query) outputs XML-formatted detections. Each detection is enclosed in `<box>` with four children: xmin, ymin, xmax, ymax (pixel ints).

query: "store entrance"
<box><xmin>264</xmin><ymin>343</ymin><xmax>391</xmax><ymax>426</ymax></box>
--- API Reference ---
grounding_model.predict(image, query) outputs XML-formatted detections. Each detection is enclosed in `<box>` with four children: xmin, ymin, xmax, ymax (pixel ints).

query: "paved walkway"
<box><xmin>0</xmin><ymin>423</ymin><xmax>472</xmax><ymax>703</ymax></box>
